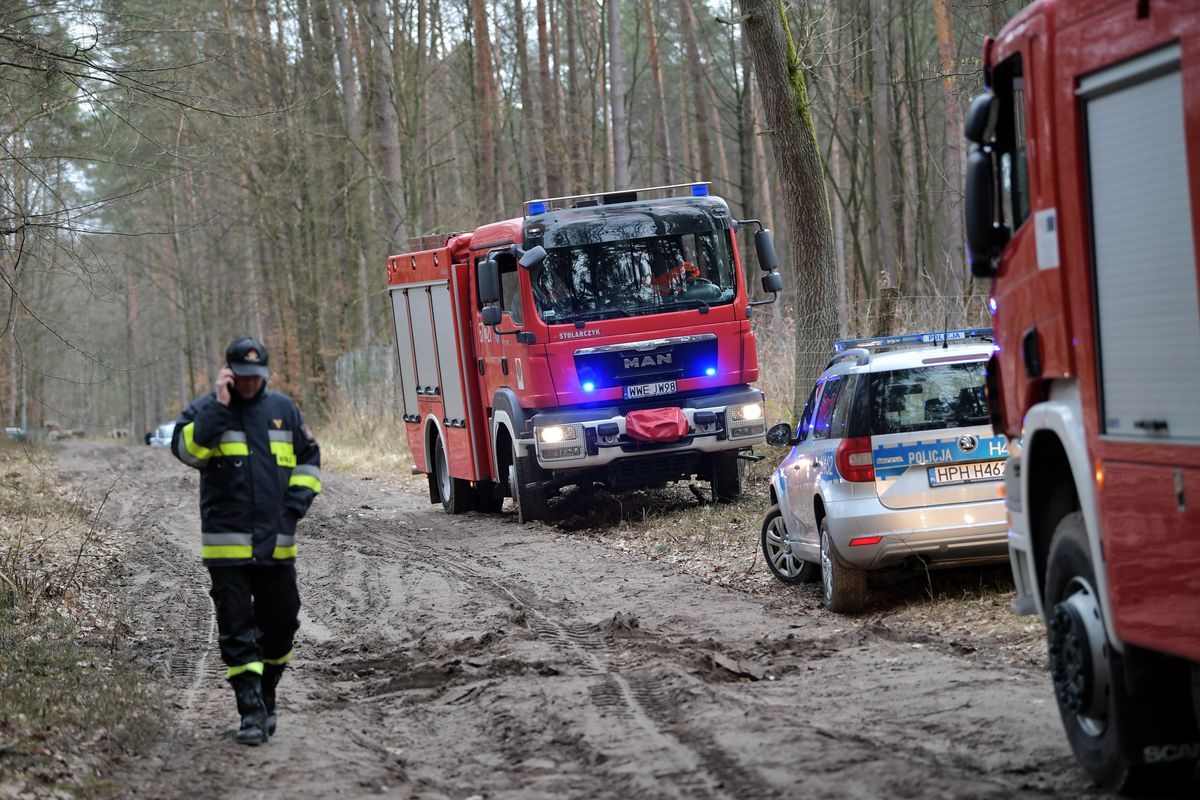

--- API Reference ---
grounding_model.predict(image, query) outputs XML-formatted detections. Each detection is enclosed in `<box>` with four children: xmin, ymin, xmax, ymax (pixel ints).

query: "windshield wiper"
<box><xmin>556</xmin><ymin>307</ymin><xmax>634</xmax><ymax>324</ymax></box>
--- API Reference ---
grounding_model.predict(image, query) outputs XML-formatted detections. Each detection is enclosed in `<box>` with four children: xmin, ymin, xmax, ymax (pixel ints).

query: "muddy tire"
<box><xmin>761</xmin><ymin>505</ymin><xmax>819</xmax><ymax>584</ymax></box>
<box><xmin>820</xmin><ymin>519</ymin><xmax>866</xmax><ymax>613</ymax></box>
<box><xmin>1044</xmin><ymin>512</ymin><xmax>1199</xmax><ymax>793</ymax></box>
<box><xmin>508</xmin><ymin>442</ymin><xmax>547</xmax><ymax>523</ymax></box>
<box><xmin>711</xmin><ymin>451</ymin><xmax>744</xmax><ymax>502</ymax></box>
<box><xmin>432</xmin><ymin>432</ymin><xmax>474</xmax><ymax>514</ymax></box>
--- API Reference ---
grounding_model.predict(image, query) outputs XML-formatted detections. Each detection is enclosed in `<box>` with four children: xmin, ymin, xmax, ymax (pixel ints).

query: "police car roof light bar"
<box><xmin>523</xmin><ymin>182</ymin><xmax>712</xmax><ymax>216</ymax></box>
<box><xmin>832</xmin><ymin>327</ymin><xmax>994</xmax><ymax>354</ymax></box>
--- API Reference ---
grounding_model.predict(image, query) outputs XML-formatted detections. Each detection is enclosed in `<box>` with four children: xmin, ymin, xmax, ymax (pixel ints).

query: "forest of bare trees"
<box><xmin>0</xmin><ymin>0</ymin><xmax>1023</xmax><ymax>436</ymax></box>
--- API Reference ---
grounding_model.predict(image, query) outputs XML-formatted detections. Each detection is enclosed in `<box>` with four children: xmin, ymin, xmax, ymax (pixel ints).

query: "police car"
<box><xmin>761</xmin><ymin>328</ymin><xmax>1009</xmax><ymax>612</ymax></box>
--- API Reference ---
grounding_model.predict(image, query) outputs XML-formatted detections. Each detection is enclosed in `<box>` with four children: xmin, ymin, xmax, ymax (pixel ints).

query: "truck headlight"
<box><xmin>538</xmin><ymin>425</ymin><xmax>575</xmax><ymax>444</ymax></box>
<box><xmin>729</xmin><ymin>402</ymin><xmax>762</xmax><ymax>422</ymax></box>
<box><xmin>727</xmin><ymin>402</ymin><xmax>766</xmax><ymax>439</ymax></box>
<box><xmin>535</xmin><ymin>424</ymin><xmax>585</xmax><ymax>461</ymax></box>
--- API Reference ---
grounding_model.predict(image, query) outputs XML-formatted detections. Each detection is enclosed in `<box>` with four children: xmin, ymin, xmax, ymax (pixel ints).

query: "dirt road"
<box><xmin>54</xmin><ymin>442</ymin><xmax>1107</xmax><ymax>799</ymax></box>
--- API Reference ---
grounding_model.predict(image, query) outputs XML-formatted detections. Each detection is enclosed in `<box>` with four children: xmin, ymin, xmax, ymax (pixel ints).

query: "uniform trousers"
<box><xmin>208</xmin><ymin>563</ymin><xmax>301</xmax><ymax>672</ymax></box>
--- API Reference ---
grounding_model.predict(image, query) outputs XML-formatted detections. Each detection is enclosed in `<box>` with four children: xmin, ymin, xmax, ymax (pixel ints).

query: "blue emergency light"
<box><xmin>528</xmin><ymin>200</ymin><xmax>547</xmax><ymax>215</ymax></box>
<box><xmin>582</xmin><ymin>381</ymin><xmax>595</xmax><ymax>392</ymax></box>
<box><xmin>833</xmin><ymin>327</ymin><xmax>994</xmax><ymax>353</ymax></box>
<box><xmin>691</xmin><ymin>183</ymin><xmax>709</xmax><ymax>196</ymax></box>
<box><xmin>705</xmin><ymin>367</ymin><xmax>717</xmax><ymax>376</ymax></box>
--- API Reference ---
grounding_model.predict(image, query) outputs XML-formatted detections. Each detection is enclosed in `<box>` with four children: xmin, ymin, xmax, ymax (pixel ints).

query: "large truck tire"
<box><xmin>508</xmin><ymin>441</ymin><xmax>548</xmax><ymax>523</ymax></box>
<box><xmin>1044</xmin><ymin>512</ymin><xmax>1199</xmax><ymax>794</ymax></box>
<box><xmin>431</xmin><ymin>432</ymin><xmax>475</xmax><ymax>514</ymax></box>
<box><xmin>820</xmin><ymin>520</ymin><xmax>866</xmax><ymax>613</ymax></box>
<box><xmin>711</xmin><ymin>451</ymin><xmax>744</xmax><ymax>502</ymax></box>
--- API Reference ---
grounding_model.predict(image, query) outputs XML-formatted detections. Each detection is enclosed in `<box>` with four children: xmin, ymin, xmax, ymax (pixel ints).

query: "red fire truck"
<box><xmin>965</xmin><ymin>0</ymin><xmax>1199</xmax><ymax>791</ymax></box>
<box><xmin>386</xmin><ymin>183</ymin><xmax>781</xmax><ymax>523</ymax></box>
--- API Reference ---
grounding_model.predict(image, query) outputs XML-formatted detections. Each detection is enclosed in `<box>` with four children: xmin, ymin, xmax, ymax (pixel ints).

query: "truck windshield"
<box><xmin>531</xmin><ymin>231</ymin><xmax>736</xmax><ymax>324</ymax></box>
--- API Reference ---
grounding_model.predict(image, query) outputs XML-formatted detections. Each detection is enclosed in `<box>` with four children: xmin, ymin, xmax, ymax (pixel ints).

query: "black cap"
<box><xmin>225</xmin><ymin>337</ymin><xmax>269</xmax><ymax>378</ymax></box>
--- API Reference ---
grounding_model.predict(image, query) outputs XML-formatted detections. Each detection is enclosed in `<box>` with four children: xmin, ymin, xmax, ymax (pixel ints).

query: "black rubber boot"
<box><xmin>262</xmin><ymin>663</ymin><xmax>285</xmax><ymax>736</ymax></box>
<box><xmin>231</xmin><ymin>673</ymin><xmax>269</xmax><ymax>745</ymax></box>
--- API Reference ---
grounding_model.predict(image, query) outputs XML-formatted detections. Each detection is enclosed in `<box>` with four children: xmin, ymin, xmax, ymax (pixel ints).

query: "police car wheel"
<box><xmin>1044</xmin><ymin>512</ymin><xmax>1199</xmax><ymax>793</ymax></box>
<box><xmin>761</xmin><ymin>505</ymin><xmax>819</xmax><ymax>584</ymax></box>
<box><xmin>820</xmin><ymin>521</ymin><xmax>866</xmax><ymax>614</ymax></box>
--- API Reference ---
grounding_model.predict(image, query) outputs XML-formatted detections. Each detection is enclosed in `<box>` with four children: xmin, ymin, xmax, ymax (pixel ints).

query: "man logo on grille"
<box><xmin>958</xmin><ymin>434</ymin><xmax>979</xmax><ymax>453</ymax></box>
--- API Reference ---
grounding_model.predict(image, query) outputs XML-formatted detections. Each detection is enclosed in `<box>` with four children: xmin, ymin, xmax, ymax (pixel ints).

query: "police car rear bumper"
<box><xmin>824</xmin><ymin>496</ymin><xmax>1008</xmax><ymax>570</ymax></box>
<box><xmin>526</xmin><ymin>386</ymin><xmax>765</xmax><ymax>471</ymax></box>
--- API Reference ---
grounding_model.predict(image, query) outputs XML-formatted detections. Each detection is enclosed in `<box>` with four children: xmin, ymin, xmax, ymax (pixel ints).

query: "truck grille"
<box><xmin>574</xmin><ymin>335</ymin><xmax>718</xmax><ymax>389</ymax></box>
<box><xmin>605</xmin><ymin>452</ymin><xmax>700</xmax><ymax>489</ymax></box>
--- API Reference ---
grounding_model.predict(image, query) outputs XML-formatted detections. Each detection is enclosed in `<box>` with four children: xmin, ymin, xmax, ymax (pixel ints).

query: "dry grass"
<box><xmin>0</xmin><ymin>440</ymin><xmax>157</xmax><ymax>797</ymax></box>
<box><xmin>319</xmin><ymin>403</ymin><xmax>416</xmax><ymax>481</ymax></box>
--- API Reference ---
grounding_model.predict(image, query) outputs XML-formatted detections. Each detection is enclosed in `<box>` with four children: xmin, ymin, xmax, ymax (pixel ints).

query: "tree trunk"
<box><xmin>933</xmin><ymin>0</ymin><xmax>965</xmax><ymax>294</ymax></box>
<box><xmin>678</xmin><ymin>0</ymin><xmax>714</xmax><ymax>182</ymax></box>
<box><xmin>739</xmin><ymin>0</ymin><xmax>839</xmax><ymax>418</ymax></box>
<box><xmin>608</xmin><ymin>0</ymin><xmax>629</xmax><ymax>188</ymax></box>
<box><xmin>641</xmin><ymin>0</ymin><xmax>674</xmax><ymax>185</ymax></box>
<box><xmin>365</xmin><ymin>0</ymin><xmax>410</xmax><ymax>250</ymax></box>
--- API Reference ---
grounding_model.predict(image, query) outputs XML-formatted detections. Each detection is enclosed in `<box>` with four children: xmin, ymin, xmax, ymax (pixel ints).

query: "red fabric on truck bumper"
<box><xmin>625</xmin><ymin>407</ymin><xmax>689</xmax><ymax>443</ymax></box>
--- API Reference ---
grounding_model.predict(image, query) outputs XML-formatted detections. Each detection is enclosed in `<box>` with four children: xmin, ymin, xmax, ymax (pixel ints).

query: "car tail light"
<box><xmin>836</xmin><ymin>436</ymin><xmax>875</xmax><ymax>482</ymax></box>
<box><xmin>850</xmin><ymin>536</ymin><xmax>883</xmax><ymax>547</ymax></box>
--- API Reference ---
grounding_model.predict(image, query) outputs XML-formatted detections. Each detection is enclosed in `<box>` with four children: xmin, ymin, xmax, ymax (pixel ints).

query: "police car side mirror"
<box><xmin>766</xmin><ymin>422</ymin><xmax>794</xmax><ymax>447</ymax></box>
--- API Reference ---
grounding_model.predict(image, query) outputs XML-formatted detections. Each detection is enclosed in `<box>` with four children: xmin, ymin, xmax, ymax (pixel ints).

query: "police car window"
<box><xmin>797</xmin><ymin>385</ymin><xmax>818</xmax><ymax>439</ymax></box>
<box><xmin>810</xmin><ymin>377</ymin><xmax>843</xmax><ymax>440</ymax></box>
<box><xmin>868</xmin><ymin>362</ymin><xmax>989</xmax><ymax>435</ymax></box>
<box><xmin>829</xmin><ymin>375</ymin><xmax>867</xmax><ymax>439</ymax></box>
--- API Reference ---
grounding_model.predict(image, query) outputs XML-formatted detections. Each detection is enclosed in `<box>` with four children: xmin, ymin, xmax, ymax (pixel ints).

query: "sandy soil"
<box><xmin>51</xmin><ymin>441</ymin><xmax>1115</xmax><ymax>800</ymax></box>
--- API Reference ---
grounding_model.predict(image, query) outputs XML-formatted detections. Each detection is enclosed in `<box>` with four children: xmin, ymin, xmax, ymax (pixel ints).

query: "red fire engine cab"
<box><xmin>965</xmin><ymin>0</ymin><xmax>1200</xmax><ymax>792</ymax></box>
<box><xmin>386</xmin><ymin>183</ymin><xmax>781</xmax><ymax>523</ymax></box>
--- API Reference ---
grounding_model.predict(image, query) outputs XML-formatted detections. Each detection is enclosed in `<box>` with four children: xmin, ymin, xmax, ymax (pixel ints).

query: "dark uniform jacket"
<box><xmin>172</xmin><ymin>385</ymin><xmax>321</xmax><ymax>566</ymax></box>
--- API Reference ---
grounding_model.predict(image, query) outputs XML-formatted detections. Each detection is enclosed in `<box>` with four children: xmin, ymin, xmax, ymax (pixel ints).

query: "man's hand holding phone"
<box><xmin>216</xmin><ymin>365</ymin><xmax>235</xmax><ymax>406</ymax></box>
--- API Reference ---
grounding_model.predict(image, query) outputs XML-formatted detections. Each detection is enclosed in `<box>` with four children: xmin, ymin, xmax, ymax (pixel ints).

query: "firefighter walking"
<box><xmin>171</xmin><ymin>337</ymin><xmax>321</xmax><ymax>745</ymax></box>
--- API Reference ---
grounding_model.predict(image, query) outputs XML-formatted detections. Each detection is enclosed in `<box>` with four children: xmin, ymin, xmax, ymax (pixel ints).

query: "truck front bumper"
<box><xmin>526</xmin><ymin>385</ymin><xmax>766</xmax><ymax>475</ymax></box>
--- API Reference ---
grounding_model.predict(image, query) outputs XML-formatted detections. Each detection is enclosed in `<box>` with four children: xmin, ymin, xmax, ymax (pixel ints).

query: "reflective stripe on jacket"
<box><xmin>172</xmin><ymin>387</ymin><xmax>320</xmax><ymax>566</ymax></box>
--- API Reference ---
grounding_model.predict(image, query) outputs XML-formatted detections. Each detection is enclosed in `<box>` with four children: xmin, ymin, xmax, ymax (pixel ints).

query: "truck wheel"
<box><xmin>432</xmin><ymin>433</ymin><xmax>474</xmax><ymax>514</ymax></box>
<box><xmin>1044</xmin><ymin>511</ymin><xmax>1199</xmax><ymax>793</ymax></box>
<box><xmin>761</xmin><ymin>505</ymin><xmax>819</xmax><ymax>584</ymax></box>
<box><xmin>820</xmin><ymin>520</ymin><xmax>866</xmax><ymax>613</ymax></box>
<box><xmin>711</xmin><ymin>451</ymin><xmax>744</xmax><ymax>502</ymax></box>
<box><xmin>508</xmin><ymin>442</ymin><xmax>547</xmax><ymax>523</ymax></box>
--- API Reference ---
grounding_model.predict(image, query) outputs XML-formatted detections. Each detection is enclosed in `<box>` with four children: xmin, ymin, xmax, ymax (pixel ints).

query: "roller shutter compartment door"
<box><xmin>389</xmin><ymin>287</ymin><xmax>419</xmax><ymax>418</ymax></box>
<box><xmin>1083</xmin><ymin>46</ymin><xmax>1200</xmax><ymax>440</ymax></box>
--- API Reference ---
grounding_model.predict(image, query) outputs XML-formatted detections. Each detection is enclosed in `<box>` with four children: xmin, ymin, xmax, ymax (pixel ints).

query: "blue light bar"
<box><xmin>691</xmin><ymin>183</ymin><xmax>709</xmax><ymax>196</ymax></box>
<box><xmin>833</xmin><ymin>327</ymin><xmax>994</xmax><ymax>353</ymax></box>
<box><xmin>527</xmin><ymin>200</ymin><xmax>547</xmax><ymax>215</ymax></box>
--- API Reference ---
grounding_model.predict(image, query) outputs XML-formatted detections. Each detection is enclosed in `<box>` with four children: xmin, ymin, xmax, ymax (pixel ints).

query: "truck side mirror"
<box><xmin>965</xmin><ymin>145</ymin><xmax>1010</xmax><ymax>277</ymax></box>
<box><xmin>754</xmin><ymin>229</ymin><xmax>779</xmax><ymax>272</ymax></box>
<box><xmin>964</xmin><ymin>92</ymin><xmax>996</xmax><ymax>145</ymax></box>
<box><xmin>519</xmin><ymin>245</ymin><xmax>546</xmax><ymax>269</ymax></box>
<box><xmin>482</xmin><ymin>305</ymin><xmax>502</xmax><ymax>326</ymax></box>
<box><xmin>761</xmin><ymin>272</ymin><xmax>783</xmax><ymax>294</ymax></box>
<box><xmin>479</xmin><ymin>257</ymin><xmax>501</xmax><ymax>304</ymax></box>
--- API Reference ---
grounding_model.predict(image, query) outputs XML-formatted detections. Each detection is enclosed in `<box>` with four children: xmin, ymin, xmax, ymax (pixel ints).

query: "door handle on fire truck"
<box><xmin>1134</xmin><ymin>419</ymin><xmax>1168</xmax><ymax>432</ymax></box>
